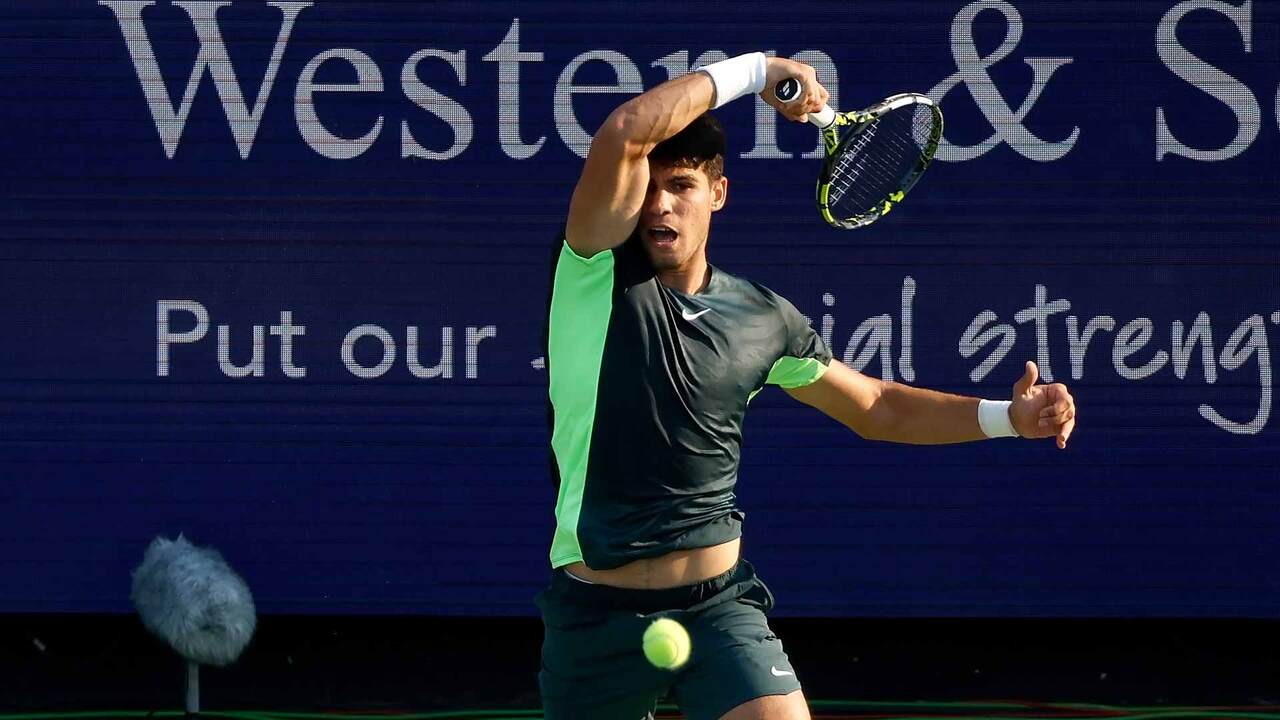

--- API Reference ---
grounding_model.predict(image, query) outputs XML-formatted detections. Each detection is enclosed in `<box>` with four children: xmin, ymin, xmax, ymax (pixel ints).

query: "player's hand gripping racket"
<box><xmin>774</xmin><ymin>78</ymin><xmax>943</xmax><ymax>229</ymax></box>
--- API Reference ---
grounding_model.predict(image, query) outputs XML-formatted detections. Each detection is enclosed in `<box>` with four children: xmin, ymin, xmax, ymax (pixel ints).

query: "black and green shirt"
<box><xmin>546</xmin><ymin>234</ymin><xmax>832</xmax><ymax>570</ymax></box>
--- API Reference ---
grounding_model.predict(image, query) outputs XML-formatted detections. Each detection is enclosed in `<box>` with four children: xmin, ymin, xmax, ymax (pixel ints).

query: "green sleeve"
<box><xmin>765</xmin><ymin>294</ymin><xmax>832</xmax><ymax>389</ymax></box>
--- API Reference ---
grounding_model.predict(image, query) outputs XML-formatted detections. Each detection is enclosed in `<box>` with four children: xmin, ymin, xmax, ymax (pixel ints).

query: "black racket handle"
<box><xmin>774</xmin><ymin>78</ymin><xmax>836</xmax><ymax>128</ymax></box>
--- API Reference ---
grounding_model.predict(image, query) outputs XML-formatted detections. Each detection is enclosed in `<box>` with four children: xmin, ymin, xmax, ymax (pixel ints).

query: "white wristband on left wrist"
<box><xmin>978</xmin><ymin>399</ymin><xmax>1019</xmax><ymax>438</ymax></box>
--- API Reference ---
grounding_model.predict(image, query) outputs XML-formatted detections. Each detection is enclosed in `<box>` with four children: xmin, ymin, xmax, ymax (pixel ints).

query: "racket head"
<box><xmin>816</xmin><ymin>93</ymin><xmax>942</xmax><ymax>230</ymax></box>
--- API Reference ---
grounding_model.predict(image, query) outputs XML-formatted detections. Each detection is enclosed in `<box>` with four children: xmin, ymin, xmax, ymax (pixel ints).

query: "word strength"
<box><xmin>816</xmin><ymin>281</ymin><xmax>1277</xmax><ymax>436</ymax></box>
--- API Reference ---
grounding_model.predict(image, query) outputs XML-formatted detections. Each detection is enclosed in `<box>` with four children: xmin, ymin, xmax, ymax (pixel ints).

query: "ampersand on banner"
<box><xmin>929</xmin><ymin>0</ymin><xmax>1079</xmax><ymax>162</ymax></box>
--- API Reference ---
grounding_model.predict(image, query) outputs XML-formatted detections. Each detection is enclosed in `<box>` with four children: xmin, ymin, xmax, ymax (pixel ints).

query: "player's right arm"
<box><xmin>565</xmin><ymin>56</ymin><xmax>826</xmax><ymax>257</ymax></box>
<box><xmin>564</xmin><ymin>72</ymin><xmax>715</xmax><ymax>258</ymax></box>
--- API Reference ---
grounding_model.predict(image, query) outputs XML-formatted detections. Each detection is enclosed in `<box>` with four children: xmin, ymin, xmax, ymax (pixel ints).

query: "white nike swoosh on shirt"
<box><xmin>770</xmin><ymin>666</ymin><xmax>794</xmax><ymax>677</ymax></box>
<box><xmin>681</xmin><ymin>308</ymin><xmax>712</xmax><ymax>321</ymax></box>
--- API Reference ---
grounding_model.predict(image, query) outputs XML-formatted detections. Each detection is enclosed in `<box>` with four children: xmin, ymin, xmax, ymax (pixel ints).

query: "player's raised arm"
<box><xmin>566</xmin><ymin>54</ymin><xmax>827</xmax><ymax>257</ymax></box>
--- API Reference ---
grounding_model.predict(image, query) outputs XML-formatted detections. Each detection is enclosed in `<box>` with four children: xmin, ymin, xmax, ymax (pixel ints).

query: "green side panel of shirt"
<box><xmin>748</xmin><ymin>356</ymin><xmax>830</xmax><ymax>404</ymax></box>
<box><xmin>766</xmin><ymin>355</ymin><xmax>830</xmax><ymax>389</ymax></box>
<box><xmin>547</xmin><ymin>240</ymin><xmax>615</xmax><ymax>567</ymax></box>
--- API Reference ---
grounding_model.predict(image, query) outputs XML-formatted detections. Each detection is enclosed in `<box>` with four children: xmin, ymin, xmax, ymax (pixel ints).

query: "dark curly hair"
<box><xmin>648</xmin><ymin>113</ymin><xmax>726</xmax><ymax>182</ymax></box>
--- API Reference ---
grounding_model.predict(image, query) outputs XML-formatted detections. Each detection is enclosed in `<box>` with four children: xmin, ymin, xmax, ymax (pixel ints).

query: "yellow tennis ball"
<box><xmin>642</xmin><ymin>617</ymin><xmax>690</xmax><ymax>670</ymax></box>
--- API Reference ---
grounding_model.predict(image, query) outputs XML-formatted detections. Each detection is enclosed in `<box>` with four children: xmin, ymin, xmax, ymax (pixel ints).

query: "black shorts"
<box><xmin>535</xmin><ymin>559</ymin><xmax>801</xmax><ymax>720</ymax></box>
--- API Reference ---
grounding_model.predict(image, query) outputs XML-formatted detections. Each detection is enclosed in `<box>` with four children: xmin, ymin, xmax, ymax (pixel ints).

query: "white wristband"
<box><xmin>696</xmin><ymin>52</ymin><xmax>768</xmax><ymax>109</ymax></box>
<box><xmin>978</xmin><ymin>399</ymin><xmax>1019</xmax><ymax>439</ymax></box>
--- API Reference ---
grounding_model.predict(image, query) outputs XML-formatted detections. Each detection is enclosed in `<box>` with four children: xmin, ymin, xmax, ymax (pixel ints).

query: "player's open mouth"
<box><xmin>647</xmin><ymin>226</ymin><xmax>678</xmax><ymax>247</ymax></box>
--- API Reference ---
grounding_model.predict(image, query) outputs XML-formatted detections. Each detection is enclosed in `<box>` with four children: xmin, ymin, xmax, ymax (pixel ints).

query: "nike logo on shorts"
<box><xmin>770</xmin><ymin>665</ymin><xmax>794</xmax><ymax>677</ymax></box>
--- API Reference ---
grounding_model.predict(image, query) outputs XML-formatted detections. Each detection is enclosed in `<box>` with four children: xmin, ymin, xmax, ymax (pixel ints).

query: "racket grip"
<box><xmin>808</xmin><ymin>105</ymin><xmax>836</xmax><ymax>128</ymax></box>
<box><xmin>773</xmin><ymin>78</ymin><xmax>837</xmax><ymax>128</ymax></box>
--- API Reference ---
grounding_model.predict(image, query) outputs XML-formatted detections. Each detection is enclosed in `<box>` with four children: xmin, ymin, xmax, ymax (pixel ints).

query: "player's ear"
<box><xmin>710</xmin><ymin>175</ymin><xmax>728</xmax><ymax>212</ymax></box>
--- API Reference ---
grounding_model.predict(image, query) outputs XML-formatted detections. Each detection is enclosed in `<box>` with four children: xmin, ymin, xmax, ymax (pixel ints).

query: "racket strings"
<box><xmin>847</xmin><ymin>109</ymin><xmax>932</xmax><ymax>203</ymax></box>
<box><xmin>830</xmin><ymin>111</ymin><xmax>924</xmax><ymax>207</ymax></box>
<box><xmin>826</xmin><ymin>104</ymin><xmax>936</xmax><ymax>222</ymax></box>
<box><xmin>828</xmin><ymin>122</ymin><xmax>901</xmax><ymax>208</ymax></box>
<box><xmin>827</xmin><ymin>123</ymin><xmax>882</xmax><ymax>205</ymax></box>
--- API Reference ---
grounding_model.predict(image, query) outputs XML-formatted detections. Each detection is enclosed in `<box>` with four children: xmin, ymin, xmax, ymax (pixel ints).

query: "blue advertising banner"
<box><xmin>1</xmin><ymin>1</ymin><xmax>1277</xmax><ymax>616</ymax></box>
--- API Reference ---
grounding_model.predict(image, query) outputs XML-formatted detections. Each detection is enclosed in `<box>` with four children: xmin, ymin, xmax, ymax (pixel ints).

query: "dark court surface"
<box><xmin>2</xmin><ymin>615</ymin><xmax>1278</xmax><ymax>712</ymax></box>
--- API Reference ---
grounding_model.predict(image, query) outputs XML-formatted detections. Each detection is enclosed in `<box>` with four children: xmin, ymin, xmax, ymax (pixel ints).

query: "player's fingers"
<box><xmin>780</xmin><ymin>91</ymin><xmax>812</xmax><ymax>122</ymax></box>
<box><xmin>776</xmin><ymin>103</ymin><xmax>807</xmax><ymax>123</ymax></box>
<box><xmin>1039</xmin><ymin>399</ymin><xmax>1070</xmax><ymax>418</ymax></box>
<box><xmin>797</xmin><ymin>105</ymin><xmax>814</xmax><ymax>122</ymax></box>
<box><xmin>1058</xmin><ymin>416</ymin><xmax>1076</xmax><ymax>448</ymax></box>
<box><xmin>810</xmin><ymin>85</ymin><xmax>827</xmax><ymax>111</ymax></box>
<box><xmin>764</xmin><ymin>83</ymin><xmax>811</xmax><ymax>123</ymax></box>
<box><xmin>1041</xmin><ymin>406</ymin><xmax>1074</xmax><ymax>428</ymax></box>
<box><xmin>1038</xmin><ymin>387</ymin><xmax>1073</xmax><ymax>414</ymax></box>
<box><xmin>787</xmin><ymin>104</ymin><xmax>812</xmax><ymax>122</ymax></box>
<box><xmin>796</xmin><ymin>70</ymin><xmax>822</xmax><ymax>111</ymax></box>
<box><xmin>1038</xmin><ymin>400</ymin><xmax>1063</xmax><ymax>418</ymax></box>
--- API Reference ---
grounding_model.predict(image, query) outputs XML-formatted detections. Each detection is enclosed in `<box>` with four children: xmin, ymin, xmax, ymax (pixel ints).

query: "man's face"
<box><xmin>637</xmin><ymin>160</ymin><xmax>728</xmax><ymax>271</ymax></box>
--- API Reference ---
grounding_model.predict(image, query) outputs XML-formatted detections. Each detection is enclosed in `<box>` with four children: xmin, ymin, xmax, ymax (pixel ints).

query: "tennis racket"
<box><xmin>774</xmin><ymin>78</ymin><xmax>943</xmax><ymax>230</ymax></box>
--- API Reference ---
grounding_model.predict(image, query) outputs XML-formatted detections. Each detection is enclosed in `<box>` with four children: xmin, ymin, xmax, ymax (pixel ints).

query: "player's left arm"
<box><xmin>785</xmin><ymin>359</ymin><xmax>1076</xmax><ymax>448</ymax></box>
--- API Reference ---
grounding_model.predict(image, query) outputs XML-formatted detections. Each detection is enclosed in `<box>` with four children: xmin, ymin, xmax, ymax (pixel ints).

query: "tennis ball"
<box><xmin>642</xmin><ymin>617</ymin><xmax>690</xmax><ymax>670</ymax></box>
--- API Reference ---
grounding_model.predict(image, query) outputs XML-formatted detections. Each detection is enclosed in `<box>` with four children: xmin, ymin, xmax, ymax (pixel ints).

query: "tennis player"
<box><xmin>538</xmin><ymin>53</ymin><xmax>1077</xmax><ymax>720</ymax></box>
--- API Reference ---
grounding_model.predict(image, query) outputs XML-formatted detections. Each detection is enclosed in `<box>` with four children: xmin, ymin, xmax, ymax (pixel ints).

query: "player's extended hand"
<box><xmin>762</xmin><ymin>57</ymin><xmax>829</xmax><ymax>123</ymax></box>
<box><xmin>1009</xmin><ymin>361</ymin><xmax>1076</xmax><ymax>449</ymax></box>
